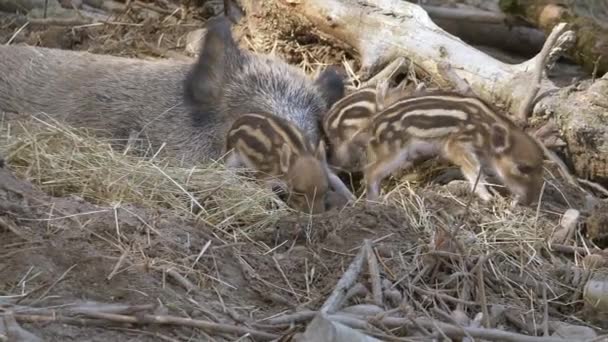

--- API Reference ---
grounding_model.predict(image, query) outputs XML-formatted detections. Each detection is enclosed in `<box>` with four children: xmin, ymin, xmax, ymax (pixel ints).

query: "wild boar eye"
<box><xmin>517</xmin><ymin>164</ymin><xmax>535</xmax><ymax>174</ymax></box>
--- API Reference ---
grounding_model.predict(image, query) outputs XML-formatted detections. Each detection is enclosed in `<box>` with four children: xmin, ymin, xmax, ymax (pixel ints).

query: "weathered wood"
<box><xmin>499</xmin><ymin>0</ymin><xmax>608</xmax><ymax>76</ymax></box>
<box><xmin>422</xmin><ymin>4</ymin><xmax>546</xmax><ymax>58</ymax></box>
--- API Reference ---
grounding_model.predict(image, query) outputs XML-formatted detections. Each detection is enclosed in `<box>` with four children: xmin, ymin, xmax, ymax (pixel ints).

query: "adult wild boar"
<box><xmin>0</xmin><ymin>16</ymin><xmax>345</xmax><ymax>165</ymax></box>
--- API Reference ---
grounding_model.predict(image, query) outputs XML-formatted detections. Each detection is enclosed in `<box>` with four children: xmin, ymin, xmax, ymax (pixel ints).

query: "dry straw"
<box><xmin>0</xmin><ymin>113</ymin><xmax>291</xmax><ymax>233</ymax></box>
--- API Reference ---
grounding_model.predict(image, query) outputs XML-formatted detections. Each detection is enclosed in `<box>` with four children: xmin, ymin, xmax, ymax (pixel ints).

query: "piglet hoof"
<box><xmin>364</xmin><ymin>188</ymin><xmax>374</xmax><ymax>200</ymax></box>
<box><xmin>365</xmin><ymin>191</ymin><xmax>381</xmax><ymax>203</ymax></box>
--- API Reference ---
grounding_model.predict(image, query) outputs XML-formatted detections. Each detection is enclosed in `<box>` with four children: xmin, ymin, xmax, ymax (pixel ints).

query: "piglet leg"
<box><xmin>364</xmin><ymin>148</ymin><xmax>413</xmax><ymax>201</ymax></box>
<box><xmin>326</xmin><ymin>168</ymin><xmax>356</xmax><ymax>202</ymax></box>
<box><xmin>443</xmin><ymin>141</ymin><xmax>493</xmax><ymax>202</ymax></box>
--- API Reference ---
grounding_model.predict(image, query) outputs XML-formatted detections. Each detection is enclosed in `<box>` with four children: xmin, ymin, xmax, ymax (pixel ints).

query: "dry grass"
<box><xmin>0</xmin><ymin>114</ymin><xmax>292</xmax><ymax>234</ymax></box>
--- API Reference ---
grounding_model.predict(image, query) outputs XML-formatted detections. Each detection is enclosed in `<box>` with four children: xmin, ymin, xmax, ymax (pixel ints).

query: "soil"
<box><xmin>1</xmin><ymin>2</ymin><xmax>607</xmax><ymax>341</ymax></box>
<box><xmin>0</xmin><ymin>163</ymin><xmax>424</xmax><ymax>341</ymax></box>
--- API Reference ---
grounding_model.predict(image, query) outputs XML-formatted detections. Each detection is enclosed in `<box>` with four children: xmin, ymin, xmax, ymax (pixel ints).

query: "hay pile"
<box><xmin>1</xmin><ymin>114</ymin><xmax>291</xmax><ymax>231</ymax></box>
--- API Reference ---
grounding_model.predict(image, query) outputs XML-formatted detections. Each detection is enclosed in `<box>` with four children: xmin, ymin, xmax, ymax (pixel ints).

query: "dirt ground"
<box><xmin>1</xmin><ymin>2</ymin><xmax>608</xmax><ymax>341</ymax></box>
<box><xmin>0</xmin><ymin>160</ymin><xmax>428</xmax><ymax>341</ymax></box>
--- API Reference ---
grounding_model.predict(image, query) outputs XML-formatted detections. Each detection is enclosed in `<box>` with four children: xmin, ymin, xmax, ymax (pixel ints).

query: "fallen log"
<box><xmin>422</xmin><ymin>4</ymin><xmax>546</xmax><ymax>58</ymax></box>
<box><xmin>232</xmin><ymin>0</ymin><xmax>608</xmax><ymax>188</ymax></box>
<box><xmin>499</xmin><ymin>0</ymin><xmax>608</xmax><ymax>76</ymax></box>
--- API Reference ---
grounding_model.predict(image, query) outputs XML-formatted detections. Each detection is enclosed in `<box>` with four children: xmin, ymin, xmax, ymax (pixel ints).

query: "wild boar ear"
<box><xmin>223</xmin><ymin>0</ymin><xmax>245</xmax><ymax>24</ymax></box>
<box><xmin>184</xmin><ymin>16</ymin><xmax>242</xmax><ymax>105</ymax></box>
<box><xmin>314</xmin><ymin>140</ymin><xmax>328</xmax><ymax>165</ymax></box>
<box><xmin>490</xmin><ymin>123</ymin><xmax>511</xmax><ymax>154</ymax></box>
<box><xmin>279</xmin><ymin>143</ymin><xmax>292</xmax><ymax>174</ymax></box>
<box><xmin>314</xmin><ymin>66</ymin><xmax>346</xmax><ymax>109</ymax></box>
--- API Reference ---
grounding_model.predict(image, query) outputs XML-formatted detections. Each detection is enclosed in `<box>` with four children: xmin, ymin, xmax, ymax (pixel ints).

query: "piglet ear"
<box><xmin>314</xmin><ymin>66</ymin><xmax>346</xmax><ymax>109</ymax></box>
<box><xmin>490</xmin><ymin>123</ymin><xmax>511</xmax><ymax>154</ymax></box>
<box><xmin>279</xmin><ymin>143</ymin><xmax>292</xmax><ymax>174</ymax></box>
<box><xmin>184</xmin><ymin>16</ymin><xmax>242</xmax><ymax>106</ymax></box>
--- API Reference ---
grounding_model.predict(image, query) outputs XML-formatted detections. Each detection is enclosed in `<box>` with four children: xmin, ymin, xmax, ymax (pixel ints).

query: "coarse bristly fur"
<box><xmin>364</xmin><ymin>90</ymin><xmax>545</xmax><ymax>206</ymax></box>
<box><xmin>0</xmin><ymin>16</ymin><xmax>345</xmax><ymax>166</ymax></box>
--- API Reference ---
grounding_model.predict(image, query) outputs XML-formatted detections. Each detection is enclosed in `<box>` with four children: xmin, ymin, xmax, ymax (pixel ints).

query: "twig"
<box><xmin>529</xmin><ymin>121</ymin><xmax>575</xmax><ymax>179</ymax></box>
<box><xmin>476</xmin><ymin>256</ymin><xmax>490</xmax><ymax>328</ymax></box>
<box><xmin>545</xmin><ymin>30</ymin><xmax>576</xmax><ymax>70</ymax></box>
<box><xmin>78</xmin><ymin>312</ymin><xmax>278</xmax><ymax>340</ymax></box>
<box><xmin>31</xmin><ymin>264</ymin><xmax>78</xmax><ymax>306</ymax></box>
<box><xmin>410</xmin><ymin>286</ymin><xmax>479</xmax><ymax>306</ymax></box>
<box><xmin>165</xmin><ymin>268</ymin><xmax>197</xmax><ymax>293</ymax></box>
<box><xmin>364</xmin><ymin>240</ymin><xmax>384</xmax><ymax>308</ymax></box>
<box><xmin>533</xmin><ymin>137</ymin><xmax>581</xmax><ymax>189</ymax></box>
<box><xmin>70</xmin><ymin>303</ymin><xmax>156</xmax><ymax>315</ymax></box>
<box><xmin>549</xmin><ymin>243</ymin><xmax>603</xmax><ymax>256</ymax></box>
<box><xmin>411</xmin><ymin>318</ymin><xmax>569</xmax><ymax>342</ymax></box>
<box><xmin>360</xmin><ymin>57</ymin><xmax>406</xmax><ymax>88</ymax></box>
<box><xmin>27</xmin><ymin>17</ymin><xmax>93</xmax><ymax>26</ymax></box>
<box><xmin>323</xmin><ymin>314</ymin><xmax>571</xmax><ymax>342</ymax></box>
<box><xmin>320</xmin><ymin>240</ymin><xmax>368</xmax><ymax>314</ymax></box>
<box><xmin>436</xmin><ymin>61</ymin><xmax>473</xmax><ymax>95</ymax></box>
<box><xmin>458</xmin><ymin>275</ymin><xmax>471</xmax><ymax>312</ymax></box>
<box><xmin>542</xmin><ymin>287</ymin><xmax>549</xmax><ymax>336</ymax></box>
<box><xmin>188</xmin><ymin>240</ymin><xmax>212</xmax><ymax>273</ymax></box>
<box><xmin>340</xmin><ymin>304</ymin><xmax>384</xmax><ymax>317</ymax></box>
<box><xmin>533</xmin><ymin>120</ymin><xmax>559</xmax><ymax>141</ymax></box>
<box><xmin>5</xmin><ymin>22</ymin><xmax>29</xmax><ymax>45</ymax></box>
<box><xmin>256</xmin><ymin>310</ymin><xmax>316</xmax><ymax>325</ymax></box>
<box><xmin>133</xmin><ymin>0</ymin><xmax>174</xmax><ymax>14</ymax></box>
<box><xmin>272</xmin><ymin>256</ymin><xmax>301</xmax><ymax>303</ymax></box>
<box><xmin>517</xmin><ymin>22</ymin><xmax>569</xmax><ymax>122</ymax></box>
<box><xmin>15</xmin><ymin>313</ymin><xmax>116</xmax><ymax>327</ymax></box>
<box><xmin>414</xmin><ymin>82</ymin><xmax>426</xmax><ymax>93</ymax></box>
<box><xmin>255</xmin><ymin>310</ymin><xmax>570</xmax><ymax>342</ymax></box>
<box><xmin>577</xmin><ymin>178</ymin><xmax>608</xmax><ymax>197</ymax></box>
<box><xmin>107</xmin><ymin>249</ymin><xmax>129</xmax><ymax>281</ymax></box>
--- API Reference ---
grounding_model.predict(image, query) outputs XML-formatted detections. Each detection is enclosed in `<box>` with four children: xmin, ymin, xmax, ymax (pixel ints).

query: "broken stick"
<box><xmin>363</xmin><ymin>240</ymin><xmax>383</xmax><ymax>308</ymax></box>
<box><xmin>320</xmin><ymin>239</ymin><xmax>368</xmax><ymax>314</ymax></box>
<box><xmin>516</xmin><ymin>22</ymin><xmax>574</xmax><ymax>122</ymax></box>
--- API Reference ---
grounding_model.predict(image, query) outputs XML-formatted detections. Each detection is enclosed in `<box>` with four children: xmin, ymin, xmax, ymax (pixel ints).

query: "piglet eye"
<box><xmin>517</xmin><ymin>164</ymin><xmax>534</xmax><ymax>174</ymax></box>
